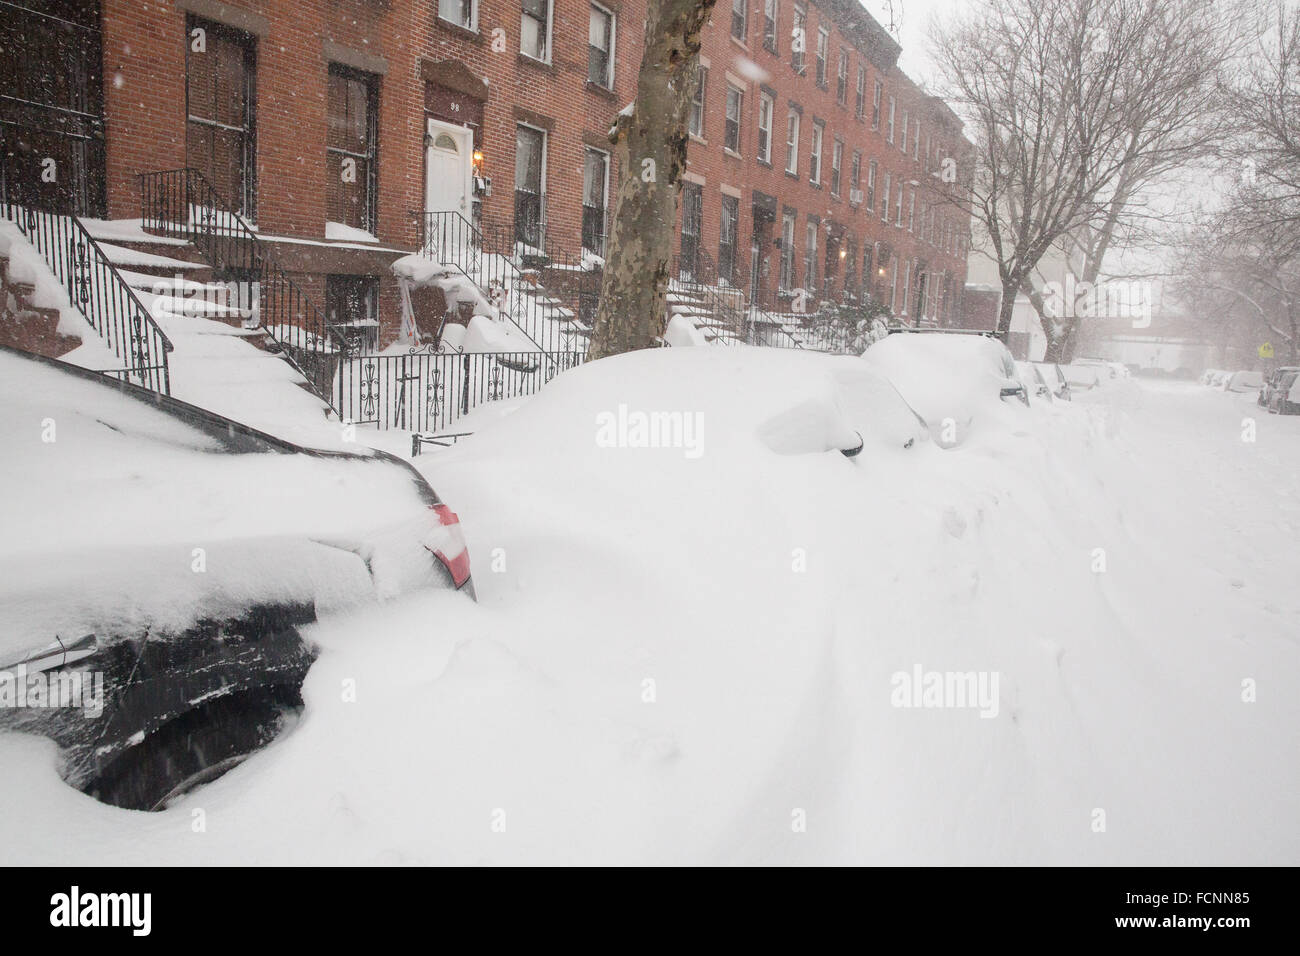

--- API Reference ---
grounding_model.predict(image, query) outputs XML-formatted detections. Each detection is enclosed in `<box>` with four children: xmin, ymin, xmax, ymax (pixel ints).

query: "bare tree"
<box><xmin>587</xmin><ymin>0</ymin><xmax>718</xmax><ymax>360</ymax></box>
<box><xmin>932</xmin><ymin>0</ymin><xmax>1249</xmax><ymax>359</ymax></box>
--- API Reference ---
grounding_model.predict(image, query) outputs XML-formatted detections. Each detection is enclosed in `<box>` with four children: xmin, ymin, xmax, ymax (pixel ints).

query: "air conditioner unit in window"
<box><xmin>849</xmin><ymin>188</ymin><xmax>864</xmax><ymax>205</ymax></box>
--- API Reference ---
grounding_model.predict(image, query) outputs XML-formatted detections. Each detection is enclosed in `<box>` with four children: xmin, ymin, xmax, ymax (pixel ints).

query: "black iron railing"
<box><xmin>420</xmin><ymin>210</ymin><xmax>597</xmax><ymax>356</ymax></box>
<box><xmin>337</xmin><ymin>347</ymin><xmax>585</xmax><ymax>431</ymax></box>
<box><xmin>138</xmin><ymin>168</ymin><xmax>345</xmax><ymax>411</ymax></box>
<box><xmin>1</xmin><ymin>194</ymin><xmax>172</xmax><ymax>392</ymax></box>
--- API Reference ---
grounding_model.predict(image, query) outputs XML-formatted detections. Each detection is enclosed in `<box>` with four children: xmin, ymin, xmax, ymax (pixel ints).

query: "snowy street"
<box><xmin>2</xmin><ymin>355</ymin><xmax>1295</xmax><ymax>866</ymax></box>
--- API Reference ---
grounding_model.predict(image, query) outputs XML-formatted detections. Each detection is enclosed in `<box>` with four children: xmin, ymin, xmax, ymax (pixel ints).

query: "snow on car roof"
<box><xmin>442</xmin><ymin>346</ymin><xmax>928</xmax><ymax>463</ymax></box>
<box><xmin>861</xmin><ymin>332</ymin><xmax>1023</xmax><ymax>438</ymax></box>
<box><xmin>0</xmin><ymin>350</ymin><xmax>444</xmax><ymax>656</ymax></box>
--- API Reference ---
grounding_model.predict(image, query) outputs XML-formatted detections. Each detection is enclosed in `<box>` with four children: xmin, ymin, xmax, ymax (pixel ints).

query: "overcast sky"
<box><xmin>862</xmin><ymin>0</ymin><xmax>968</xmax><ymax>88</ymax></box>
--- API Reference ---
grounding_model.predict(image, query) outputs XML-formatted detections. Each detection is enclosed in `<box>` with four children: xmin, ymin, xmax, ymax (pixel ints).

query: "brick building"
<box><xmin>1</xmin><ymin>0</ymin><xmax>969</xmax><ymax>348</ymax></box>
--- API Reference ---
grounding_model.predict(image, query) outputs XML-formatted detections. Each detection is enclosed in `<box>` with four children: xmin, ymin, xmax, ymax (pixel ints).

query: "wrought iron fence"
<box><xmin>1</xmin><ymin>194</ymin><xmax>172</xmax><ymax>392</ymax></box>
<box><xmin>337</xmin><ymin>347</ymin><xmax>585</xmax><ymax>431</ymax></box>
<box><xmin>138</xmin><ymin>168</ymin><xmax>344</xmax><ymax>411</ymax></box>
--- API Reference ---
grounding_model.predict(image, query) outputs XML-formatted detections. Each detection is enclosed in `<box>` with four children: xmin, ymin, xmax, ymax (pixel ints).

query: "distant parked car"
<box><xmin>1200</xmin><ymin>369</ymin><xmax>1222</xmax><ymax>385</ymax></box>
<box><xmin>1075</xmin><ymin>358</ymin><xmax>1128</xmax><ymax>379</ymax></box>
<box><xmin>0</xmin><ymin>346</ymin><xmax>473</xmax><ymax>812</ymax></box>
<box><xmin>1222</xmin><ymin>370</ymin><xmax>1265</xmax><ymax>393</ymax></box>
<box><xmin>1033</xmin><ymin>362</ymin><xmax>1072</xmax><ymax>401</ymax></box>
<box><xmin>1267</xmin><ymin>369</ymin><xmax>1300</xmax><ymax>415</ymax></box>
<box><xmin>1061</xmin><ymin>363</ymin><xmax>1104</xmax><ymax>391</ymax></box>
<box><xmin>1260</xmin><ymin>367</ymin><xmax>1300</xmax><ymax>407</ymax></box>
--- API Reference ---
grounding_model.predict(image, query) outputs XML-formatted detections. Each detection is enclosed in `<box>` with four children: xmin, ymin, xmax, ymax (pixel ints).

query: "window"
<box><xmin>900</xmin><ymin>109</ymin><xmax>908</xmax><ymax>152</ymax></box>
<box><xmin>850</xmin><ymin>150</ymin><xmax>861</xmax><ymax>192</ymax></box>
<box><xmin>785</xmin><ymin>109</ymin><xmax>799</xmax><ymax>174</ymax></box>
<box><xmin>521</xmin><ymin>0</ymin><xmax>550</xmax><ymax>61</ymax></box>
<box><xmin>855</xmin><ymin>67</ymin><xmax>866</xmax><ymax>119</ymax></box>
<box><xmin>327</xmin><ymin>66</ymin><xmax>379</xmax><ymax>233</ymax></box>
<box><xmin>881</xmin><ymin>171</ymin><xmax>890</xmax><ymax>220</ymax></box>
<box><xmin>757</xmin><ymin>92</ymin><xmax>774</xmax><ymax>163</ymax></box>
<box><xmin>830</xmin><ymin>139</ymin><xmax>842</xmax><ymax>196</ymax></box>
<box><xmin>804</xmin><ymin>219</ymin><xmax>817</xmax><ymax>290</ymax></box>
<box><xmin>791</xmin><ymin>5</ymin><xmax>807</xmax><ymax>72</ymax></box>
<box><xmin>887</xmin><ymin>96</ymin><xmax>895</xmax><ymax>142</ymax></box>
<box><xmin>719</xmin><ymin>194</ymin><xmax>739</xmax><ymax>283</ymax></box>
<box><xmin>894</xmin><ymin>182</ymin><xmax>903</xmax><ymax>226</ymax></box>
<box><xmin>689</xmin><ymin>67</ymin><xmax>707</xmax><ymax>138</ymax></box>
<box><xmin>725</xmin><ymin>84</ymin><xmax>743</xmax><ymax>152</ymax></box>
<box><xmin>902</xmin><ymin>261</ymin><xmax>910</xmax><ymax>314</ymax></box>
<box><xmin>514</xmin><ymin>124</ymin><xmax>546</xmax><ymax>246</ymax></box>
<box><xmin>326</xmin><ymin>275</ymin><xmax>379</xmax><ymax>353</ymax></box>
<box><xmin>780</xmin><ymin>210</ymin><xmax>796</xmax><ymax>289</ymax></box>
<box><xmin>836</xmin><ymin>50</ymin><xmax>848</xmax><ymax>104</ymax></box>
<box><xmin>680</xmin><ymin>182</ymin><xmax>702</xmax><ymax>278</ymax></box>
<box><xmin>866</xmin><ymin>159</ymin><xmax>876</xmax><ymax>209</ymax></box>
<box><xmin>809</xmin><ymin>121</ymin><xmax>822</xmax><ymax>184</ymax></box>
<box><xmin>731</xmin><ymin>0</ymin><xmax>746</xmax><ymax>42</ymax></box>
<box><xmin>872</xmin><ymin>80</ymin><xmax>882</xmax><ymax>130</ymax></box>
<box><xmin>913</xmin><ymin>120</ymin><xmax>920</xmax><ymax>160</ymax></box>
<box><xmin>439</xmin><ymin>0</ymin><xmax>476</xmax><ymax>30</ymax></box>
<box><xmin>815</xmin><ymin>28</ymin><xmax>828</xmax><ymax>86</ymax></box>
<box><xmin>763</xmin><ymin>0</ymin><xmax>778</xmax><ymax>52</ymax></box>
<box><xmin>907</xmin><ymin>189</ymin><xmax>915</xmax><ymax>231</ymax></box>
<box><xmin>588</xmin><ymin>4</ymin><xmax>614</xmax><ymax>88</ymax></box>
<box><xmin>582</xmin><ymin>148</ymin><xmax>608</xmax><ymax>255</ymax></box>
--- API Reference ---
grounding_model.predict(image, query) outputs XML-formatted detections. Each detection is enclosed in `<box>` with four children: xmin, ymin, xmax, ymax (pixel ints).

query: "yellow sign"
<box><xmin>1259</xmin><ymin>342</ymin><xmax>1275</xmax><ymax>358</ymax></box>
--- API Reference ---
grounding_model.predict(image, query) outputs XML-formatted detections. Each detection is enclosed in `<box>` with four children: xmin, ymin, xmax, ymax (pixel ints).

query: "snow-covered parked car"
<box><xmin>861</xmin><ymin>330</ymin><xmax>1028</xmax><ymax>448</ymax></box>
<box><xmin>1075</xmin><ymin>358</ymin><xmax>1129</xmax><ymax>379</ymax></box>
<box><xmin>0</xmin><ymin>346</ymin><xmax>472</xmax><ymax>811</ymax></box>
<box><xmin>1033</xmin><ymin>361</ymin><xmax>1072</xmax><ymax>401</ymax></box>
<box><xmin>1061</xmin><ymin>363</ymin><xmax>1104</xmax><ymax>391</ymax></box>
<box><xmin>1222</xmin><ymin>370</ymin><xmax>1265</xmax><ymax>393</ymax></box>
<box><xmin>1016</xmin><ymin>360</ymin><xmax>1052</xmax><ymax>400</ymax></box>
<box><xmin>1201</xmin><ymin>369</ymin><xmax>1223</xmax><ymax>385</ymax></box>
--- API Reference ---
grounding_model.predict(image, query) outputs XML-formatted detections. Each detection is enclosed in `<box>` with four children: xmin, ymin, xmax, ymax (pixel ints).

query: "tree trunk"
<box><xmin>587</xmin><ymin>0</ymin><xmax>718</xmax><ymax>360</ymax></box>
<box><xmin>996</xmin><ymin>279</ymin><xmax>1018</xmax><ymax>342</ymax></box>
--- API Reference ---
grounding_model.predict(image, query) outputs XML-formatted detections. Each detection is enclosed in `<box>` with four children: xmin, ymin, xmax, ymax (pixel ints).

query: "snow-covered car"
<box><xmin>0</xmin><ymin>346</ymin><xmax>473</xmax><ymax>811</ymax></box>
<box><xmin>1016</xmin><ymin>360</ymin><xmax>1051</xmax><ymax>399</ymax></box>
<box><xmin>1210</xmin><ymin>370</ymin><xmax>1232</xmax><ymax>388</ymax></box>
<box><xmin>1074</xmin><ymin>358</ymin><xmax>1120</xmax><ymax>379</ymax></box>
<box><xmin>1266</xmin><ymin>369</ymin><xmax>1300</xmax><ymax>415</ymax></box>
<box><xmin>1061</xmin><ymin>363</ymin><xmax>1104</xmax><ymax>391</ymax></box>
<box><xmin>1032</xmin><ymin>361</ymin><xmax>1072</xmax><ymax>401</ymax></box>
<box><xmin>861</xmin><ymin>330</ymin><xmax>1028</xmax><ymax>448</ymax></box>
<box><xmin>1201</xmin><ymin>369</ymin><xmax>1223</xmax><ymax>385</ymax></box>
<box><xmin>1259</xmin><ymin>367</ymin><xmax>1299</xmax><ymax>407</ymax></box>
<box><xmin>1222</xmin><ymin>370</ymin><xmax>1265</xmax><ymax>393</ymax></box>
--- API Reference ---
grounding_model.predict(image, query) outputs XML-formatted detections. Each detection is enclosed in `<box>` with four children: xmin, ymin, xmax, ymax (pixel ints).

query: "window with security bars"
<box><xmin>326</xmin><ymin>66</ymin><xmax>378</xmax><ymax>233</ymax></box>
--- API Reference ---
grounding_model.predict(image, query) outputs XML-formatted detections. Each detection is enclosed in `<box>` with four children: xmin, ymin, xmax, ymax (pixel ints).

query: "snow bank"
<box><xmin>1</xmin><ymin>352</ymin><xmax>1295</xmax><ymax>865</ymax></box>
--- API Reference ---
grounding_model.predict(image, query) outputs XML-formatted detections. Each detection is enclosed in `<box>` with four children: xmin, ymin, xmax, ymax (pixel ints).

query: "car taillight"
<box><xmin>423</xmin><ymin>503</ymin><xmax>471</xmax><ymax>588</ymax></box>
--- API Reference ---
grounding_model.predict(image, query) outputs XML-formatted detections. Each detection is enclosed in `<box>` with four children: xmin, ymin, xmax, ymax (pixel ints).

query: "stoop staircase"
<box><xmin>137</xmin><ymin>168</ymin><xmax>346</xmax><ymax>415</ymax></box>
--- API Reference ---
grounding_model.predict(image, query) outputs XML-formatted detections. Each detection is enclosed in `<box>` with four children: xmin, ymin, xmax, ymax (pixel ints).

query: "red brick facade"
<box><xmin>43</xmin><ymin>0</ymin><xmax>969</xmax><ymax>344</ymax></box>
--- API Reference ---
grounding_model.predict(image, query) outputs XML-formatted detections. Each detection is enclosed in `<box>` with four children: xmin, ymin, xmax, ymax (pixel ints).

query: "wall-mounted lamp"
<box><xmin>472</xmin><ymin>149</ymin><xmax>485</xmax><ymax>175</ymax></box>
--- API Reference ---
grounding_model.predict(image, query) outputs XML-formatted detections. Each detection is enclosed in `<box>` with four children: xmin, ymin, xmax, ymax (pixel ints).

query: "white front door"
<box><xmin>425</xmin><ymin>119</ymin><xmax>472</xmax><ymax>213</ymax></box>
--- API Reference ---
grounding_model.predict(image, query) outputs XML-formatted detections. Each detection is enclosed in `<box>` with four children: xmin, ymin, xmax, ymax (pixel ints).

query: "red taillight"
<box><xmin>424</xmin><ymin>503</ymin><xmax>471</xmax><ymax>588</ymax></box>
